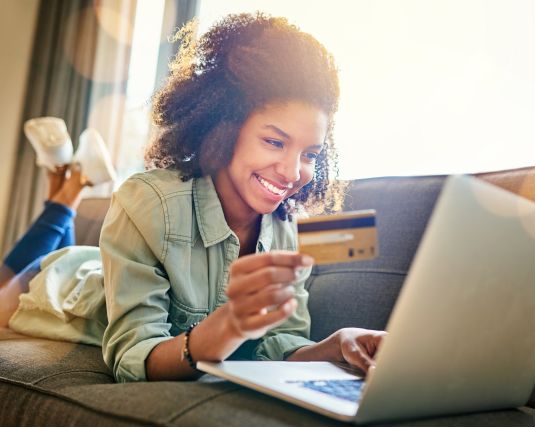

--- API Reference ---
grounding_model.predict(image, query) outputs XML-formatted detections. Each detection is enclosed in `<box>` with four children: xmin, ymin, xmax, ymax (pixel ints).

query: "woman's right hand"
<box><xmin>146</xmin><ymin>251</ymin><xmax>313</xmax><ymax>381</ymax></box>
<box><xmin>225</xmin><ymin>251</ymin><xmax>313</xmax><ymax>340</ymax></box>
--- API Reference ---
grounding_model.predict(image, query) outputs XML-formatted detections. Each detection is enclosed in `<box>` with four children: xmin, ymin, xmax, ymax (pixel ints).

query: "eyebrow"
<box><xmin>263</xmin><ymin>124</ymin><xmax>324</xmax><ymax>150</ymax></box>
<box><xmin>264</xmin><ymin>124</ymin><xmax>290</xmax><ymax>140</ymax></box>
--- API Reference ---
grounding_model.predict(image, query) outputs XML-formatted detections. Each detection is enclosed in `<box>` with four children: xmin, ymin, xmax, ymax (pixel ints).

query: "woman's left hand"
<box><xmin>334</xmin><ymin>328</ymin><xmax>386</xmax><ymax>373</ymax></box>
<box><xmin>287</xmin><ymin>327</ymin><xmax>386</xmax><ymax>374</ymax></box>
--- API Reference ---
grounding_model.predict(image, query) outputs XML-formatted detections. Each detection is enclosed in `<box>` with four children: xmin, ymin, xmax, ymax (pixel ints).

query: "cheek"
<box><xmin>288</xmin><ymin>164</ymin><xmax>315</xmax><ymax>198</ymax></box>
<box><xmin>300</xmin><ymin>163</ymin><xmax>315</xmax><ymax>186</ymax></box>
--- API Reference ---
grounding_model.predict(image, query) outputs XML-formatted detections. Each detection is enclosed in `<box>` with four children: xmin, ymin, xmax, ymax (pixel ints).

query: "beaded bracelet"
<box><xmin>181</xmin><ymin>322</ymin><xmax>200</xmax><ymax>369</ymax></box>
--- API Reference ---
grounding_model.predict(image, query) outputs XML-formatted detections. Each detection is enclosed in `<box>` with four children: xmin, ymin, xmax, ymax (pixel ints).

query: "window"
<box><xmin>199</xmin><ymin>0</ymin><xmax>535</xmax><ymax>179</ymax></box>
<box><xmin>85</xmin><ymin>0</ymin><xmax>166</xmax><ymax>195</ymax></box>
<box><xmin>116</xmin><ymin>0</ymin><xmax>166</xmax><ymax>182</ymax></box>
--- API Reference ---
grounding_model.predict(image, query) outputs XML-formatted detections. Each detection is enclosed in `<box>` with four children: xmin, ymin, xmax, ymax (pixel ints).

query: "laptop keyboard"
<box><xmin>287</xmin><ymin>379</ymin><xmax>365</xmax><ymax>402</ymax></box>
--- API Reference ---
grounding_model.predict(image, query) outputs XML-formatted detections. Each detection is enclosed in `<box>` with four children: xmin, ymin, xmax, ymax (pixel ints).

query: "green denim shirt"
<box><xmin>99</xmin><ymin>169</ymin><xmax>314</xmax><ymax>382</ymax></box>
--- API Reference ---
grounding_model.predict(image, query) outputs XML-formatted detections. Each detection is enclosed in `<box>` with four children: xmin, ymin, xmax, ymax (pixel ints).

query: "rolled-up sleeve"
<box><xmin>99</xmin><ymin>177</ymin><xmax>173</xmax><ymax>382</ymax></box>
<box><xmin>254</xmin><ymin>265</ymin><xmax>315</xmax><ymax>360</ymax></box>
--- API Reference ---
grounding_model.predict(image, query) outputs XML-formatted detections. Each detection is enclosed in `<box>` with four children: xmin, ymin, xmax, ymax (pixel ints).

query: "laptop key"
<box><xmin>287</xmin><ymin>379</ymin><xmax>365</xmax><ymax>402</ymax></box>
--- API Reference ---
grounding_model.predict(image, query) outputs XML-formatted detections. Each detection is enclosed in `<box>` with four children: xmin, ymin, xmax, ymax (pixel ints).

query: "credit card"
<box><xmin>297</xmin><ymin>210</ymin><xmax>378</xmax><ymax>265</ymax></box>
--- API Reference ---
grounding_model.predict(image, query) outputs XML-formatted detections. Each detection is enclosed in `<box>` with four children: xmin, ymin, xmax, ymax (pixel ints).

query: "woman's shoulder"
<box><xmin>111</xmin><ymin>169</ymin><xmax>195</xmax><ymax>228</ymax></box>
<box><xmin>118</xmin><ymin>169</ymin><xmax>193</xmax><ymax>199</ymax></box>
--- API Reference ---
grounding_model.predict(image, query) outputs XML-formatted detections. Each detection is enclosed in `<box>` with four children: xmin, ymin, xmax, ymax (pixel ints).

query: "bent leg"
<box><xmin>0</xmin><ymin>257</ymin><xmax>42</xmax><ymax>327</ymax></box>
<box><xmin>0</xmin><ymin>265</ymin><xmax>15</xmax><ymax>288</ymax></box>
<box><xmin>3</xmin><ymin>202</ymin><xmax>75</xmax><ymax>275</ymax></box>
<box><xmin>57</xmin><ymin>217</ymin><xmax>76</xmax><ymax>249</ymax></box>
<box><xmin>2</xmin><ymin>163</ymin><xmax>87</xmax><ymax>277</ymax></box>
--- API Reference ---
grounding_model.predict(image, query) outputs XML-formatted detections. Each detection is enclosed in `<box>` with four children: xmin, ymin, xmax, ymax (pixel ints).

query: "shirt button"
<box><xmin>178</xmin><ymin>313</ymin><xmax>188</xmax><ymax>324</ymax></box>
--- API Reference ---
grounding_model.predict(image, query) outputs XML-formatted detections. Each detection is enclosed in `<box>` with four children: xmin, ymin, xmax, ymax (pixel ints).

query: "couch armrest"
<box><xmin>475</xmin><ymin>166</ymin><xmax>535</xmax><ymax>201</ymax></box>
<box><xmin>74</xmin><ymin>197</ymin><xmax>111</xmax><ymax>247</ymax></box>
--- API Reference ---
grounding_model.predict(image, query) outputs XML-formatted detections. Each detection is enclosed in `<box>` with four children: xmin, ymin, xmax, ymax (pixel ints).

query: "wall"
<box><xmin>200</xmin><ymin>0</ymin><xmax>535</xmax><ymax>179</ymax></box>
<box><xmin>0</xmin><ymin>1</ymin><xmax>39</xmax><ymax>247</ymax></box>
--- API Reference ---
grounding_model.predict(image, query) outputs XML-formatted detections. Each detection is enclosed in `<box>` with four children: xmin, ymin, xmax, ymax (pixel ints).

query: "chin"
<box><xmin>252</xmin><ymin>200</ymin><xmax>283</xmax><ymax>216</ymax></box>
<box><xmin>256</xmin><ymin>205</ymin><xmax>280</xmax><ymax>215</ymax></box>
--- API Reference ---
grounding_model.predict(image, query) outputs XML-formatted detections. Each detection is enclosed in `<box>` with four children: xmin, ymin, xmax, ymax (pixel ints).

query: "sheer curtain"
<box><xmin>2</xmin><ymin>0</ymin><xmax>199</xmax><ymax>254</ymax></box>
<box><xmin>108</xmin><ymin>0</ymin><xmax>199</xmax><ymax>186</ymax></box>
<box><xmin>2</xmin><ymin>0</ymin><xmax>137</xmax><ymax>254</ymax></box>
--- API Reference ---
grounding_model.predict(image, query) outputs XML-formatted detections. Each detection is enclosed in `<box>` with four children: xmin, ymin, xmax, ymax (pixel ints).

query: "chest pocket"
<box><xmin>168</xmin><ymin>292</ymin><xmax>209</xmax><ymax>336</ymax></box>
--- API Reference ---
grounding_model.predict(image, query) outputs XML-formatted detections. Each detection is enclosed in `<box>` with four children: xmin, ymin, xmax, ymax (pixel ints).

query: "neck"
<box><xmin>225</xmin><ymin>207</ymin><xmax>262</xmax><ymax>251</ymax></box>
<box><xmin>212</xmin><ymin>171</ymin><xmax>262</xmax><ymax>248</ymax></box>
<box><xmin>236</xmin><ymin>216</ymin><xmax>262</xmax><ymax>256</ymax></box>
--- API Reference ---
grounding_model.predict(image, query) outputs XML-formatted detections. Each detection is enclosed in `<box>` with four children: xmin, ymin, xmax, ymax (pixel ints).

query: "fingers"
<box><xmin>231</xmin><ymin>284</ymin><xmax>295</xmax><ymax>316</ymax></box>
<box><xmin>227</xmin><ymin>251</ymin><xmax>314</xmax><ymax>298</ymax></box>
<box><xmin>225</xmin><ymin>251</ymin><xmax>312</xmax><ymax>339</ymax></box>
<box><xmin>342</xmin><ymin>339</ymin><xmax>375</xmax><ymax>373</ymax></box>
<box><xmin>236</xmin><ymin>298</ymin><xmax>297</xmax><ymax>335</ymax></box>
<box><xmin>227</xmin><ymin>265</ymin><xmax>298</xmax><ymax>297</ymax></box>
<box><xmin>367</xmin><ymin>334</ymin><xmax>384</xmax><ymax>358</ymax></box>
<box><xmin>340</xmin><ymin>329</ymin><xmax>387</xmax><ymax>374</ymax></box>
<box><xmin>230</xmin><ymin>251</ymin><xmax>313</xmax><ymax>275</ymax></box>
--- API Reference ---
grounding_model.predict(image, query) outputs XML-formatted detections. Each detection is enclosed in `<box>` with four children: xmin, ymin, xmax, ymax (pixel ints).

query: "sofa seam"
<box><xmin>165</xmin><ymin>384</ymin><xmax>242</xmax><ymax>424</ymax></box>
<box><xmin>0</xmin><ymin>376</ymin><xmax>162</xmax><ymax>426</ymax></box>
<box><xmin>32</xmin><ymin>369</ymin><xmax>114</xmax><ymax>386</ymax></box>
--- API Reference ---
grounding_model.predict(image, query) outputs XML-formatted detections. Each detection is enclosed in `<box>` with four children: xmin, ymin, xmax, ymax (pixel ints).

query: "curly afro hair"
<box><xmin>146</xmin><ymin>12</ymin><xmax>345</xmax><ymax>220</ymax></box>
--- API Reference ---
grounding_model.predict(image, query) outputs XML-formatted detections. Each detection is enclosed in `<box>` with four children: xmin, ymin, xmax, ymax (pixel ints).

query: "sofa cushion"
<box><xmin>1</xmin><ymin>328</ymin><xmax>533</xmax><ymax>426</ymax></box>
<box><xmin>306</xmin><ymin>167</ymin><xmax>535</xmax><ymax>340</ymax></box>
<box><xmin>74</xmin><ymin>197</ymin><xmax>110</xmax><ymax>247</ymax></box>
<box><xmin>0</xmin><ymin>327</ymin><xmax>113</xmax><ymax>386</ymax></box>
<box><xmin>307</xmin><ymin>175</ymin><xmax>445</xmax><ymax>340</ymax></box>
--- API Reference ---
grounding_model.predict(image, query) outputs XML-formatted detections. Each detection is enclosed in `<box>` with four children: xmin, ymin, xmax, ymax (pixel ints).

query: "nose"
<box><xmin>275</xmin><ymin>153</ymin><xmax>301</xmax><ymax>185</ymax></box>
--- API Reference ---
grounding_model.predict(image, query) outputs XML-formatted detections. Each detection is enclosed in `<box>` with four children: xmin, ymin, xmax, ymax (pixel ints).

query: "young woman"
<box><xmin>5</xmin><ymin>13</ymin><xmax>385</xmax><ymax>383</ymax></box>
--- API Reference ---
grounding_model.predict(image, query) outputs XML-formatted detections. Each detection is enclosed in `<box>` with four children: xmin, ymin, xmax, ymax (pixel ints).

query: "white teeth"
<box><xmin>256</xmin><ymin>175</ymin><xmax>285</xmax><ymax>195</ymax></box>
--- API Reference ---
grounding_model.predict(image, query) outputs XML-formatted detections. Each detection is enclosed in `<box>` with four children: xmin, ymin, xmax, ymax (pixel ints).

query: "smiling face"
<box><xmin>214</xmin><ymin>101</ymin><xmax>328</xmax><ymax>227</ymax></box>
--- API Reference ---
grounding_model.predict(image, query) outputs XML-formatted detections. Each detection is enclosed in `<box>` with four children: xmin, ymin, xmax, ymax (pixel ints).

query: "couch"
<box><xmin>1</xmin><ymin>168</ymin><xmax>534</xmax><ymax>426</ymax></box>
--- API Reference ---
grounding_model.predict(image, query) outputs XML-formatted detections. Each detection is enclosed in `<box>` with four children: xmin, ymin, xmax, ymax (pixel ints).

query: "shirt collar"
<box><xmin>192</xmin><ymin>175</ymin><xmax>275</xmax><ymax>251</ymax></box>
<box><xmin>257</xmin><ymin>213</ymin><xmax>273</xmax><ymax>253</ymax></box>
<box><xmin>193</xmin><ymin>175</ymin><xmax>232</xmax><ymax>247</ymax></box>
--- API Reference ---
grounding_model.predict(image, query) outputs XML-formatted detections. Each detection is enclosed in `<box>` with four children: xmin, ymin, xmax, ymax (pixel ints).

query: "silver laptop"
<box><xmin>198</xmin><ymin>175</ymin><xmax>535</xmax><ymax>424</ymax></box>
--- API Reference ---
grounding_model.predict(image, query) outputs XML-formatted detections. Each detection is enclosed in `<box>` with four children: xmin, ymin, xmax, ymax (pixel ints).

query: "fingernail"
<box><xmin>284</xmin><ymin>298</ymin><xmax>297</xmax><ymax>313</ymax></box>
<box><xmin>301</xmin><ymin>255</ymin><xmax>314</xmax><ymax>266</ymax></box>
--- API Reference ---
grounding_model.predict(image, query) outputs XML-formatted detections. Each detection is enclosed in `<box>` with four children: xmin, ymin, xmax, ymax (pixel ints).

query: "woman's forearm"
<box><xmin>146</xmin><ymin>304</ymin><xmax>245</xmax><ymax>381</ymax></box>
<box><xmin>286</xmin><ymin>332</ymin><xmax>342</xmax><ymax>362</ymax></box>
<box><xmin>287</xmin><ymin>328</ymin><xmax>386</xmax><ymax>374</ymax></box>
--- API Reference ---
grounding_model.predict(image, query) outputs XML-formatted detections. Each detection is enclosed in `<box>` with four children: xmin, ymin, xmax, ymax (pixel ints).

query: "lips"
<box><xmin>253</xmin><ymin>173</ymin><xmax>294</xmax><ymax>199</ymax></box>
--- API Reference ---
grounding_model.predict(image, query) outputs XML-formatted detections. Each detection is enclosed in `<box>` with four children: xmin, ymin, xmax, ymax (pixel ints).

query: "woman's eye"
<box><xmin>264</xmin><ymin>138</ymin><xmax>284</xmax><ymax>148</ymax></box>
<box><xmin>303</xmin><ymin>152</ymin><xmax>319</xmax><ymax>162</ymax></box>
